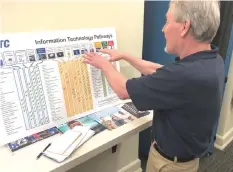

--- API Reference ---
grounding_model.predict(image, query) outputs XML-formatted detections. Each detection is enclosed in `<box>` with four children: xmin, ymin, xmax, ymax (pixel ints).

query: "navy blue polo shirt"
<box><xmin>126</xmin><ymin>47</ymin><xmax>225</xmax><ymax>159</ymax></box>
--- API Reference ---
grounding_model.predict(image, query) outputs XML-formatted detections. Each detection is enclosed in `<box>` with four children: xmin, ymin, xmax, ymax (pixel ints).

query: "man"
<box><xmin>83</xmin><ymin>1</ymin><xmax>224</xmax><ymax>171</ymax></box>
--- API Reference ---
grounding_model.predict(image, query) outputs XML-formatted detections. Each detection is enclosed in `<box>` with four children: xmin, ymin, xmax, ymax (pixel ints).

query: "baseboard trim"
<box><xmin>118</xmin><ymin>159</ymin><xmax>142</xmax><ymax>172</ymax></box>
<box><xmin>215</xmin><ymin>127</ymin><xmax>233</xmax><ymax>150</ymax></box>
<box><xmin>134</xmin><ymin>169</ymin><xmax>143</xmax><ymax>172</ymax></box>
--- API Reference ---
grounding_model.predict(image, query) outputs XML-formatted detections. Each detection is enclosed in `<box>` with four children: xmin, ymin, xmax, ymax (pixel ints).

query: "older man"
<box><xmin>84</xmin><ymin>1</ymin><xmax>224</xmax><ymax>172</ymax></box>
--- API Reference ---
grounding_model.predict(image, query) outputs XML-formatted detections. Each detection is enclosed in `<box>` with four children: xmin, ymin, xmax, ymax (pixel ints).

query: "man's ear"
<box><xmin>181</xmin><ymin>20</ymin><xmax>191</xmax><ymax>37</ymax></box>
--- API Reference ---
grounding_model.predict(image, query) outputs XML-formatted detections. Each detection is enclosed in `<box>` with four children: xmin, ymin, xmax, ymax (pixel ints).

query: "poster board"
<box><xmin>0</xmin><ymin>28</ymin><xmax>121</xmax><ymax>145</ymax></box>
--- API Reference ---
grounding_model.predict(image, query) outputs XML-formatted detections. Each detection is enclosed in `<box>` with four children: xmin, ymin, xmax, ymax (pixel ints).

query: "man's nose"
<box><xmin>162</xmin><ymin>25</ymin><xmax>165</xmax><ymax>32</ymax></box>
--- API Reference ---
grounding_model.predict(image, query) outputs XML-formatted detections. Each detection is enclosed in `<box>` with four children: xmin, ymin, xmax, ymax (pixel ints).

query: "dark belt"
<box><xmin>153</xmin><ymin>142</ymin><xmax>195</xmax><ymax>163</ymax></box>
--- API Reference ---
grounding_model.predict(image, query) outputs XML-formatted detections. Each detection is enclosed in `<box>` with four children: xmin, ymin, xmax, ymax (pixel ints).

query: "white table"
<box><xmin>0</xmin><ymin>113</ymin><xmax>153</xmax><ymax>172</ymax></box>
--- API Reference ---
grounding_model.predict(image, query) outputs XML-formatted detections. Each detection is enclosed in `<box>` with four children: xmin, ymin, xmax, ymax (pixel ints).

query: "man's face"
<box><xmin>162</xmin><ymin>7</ymin><xmax>184</xmax><ymax>55</ymax></box>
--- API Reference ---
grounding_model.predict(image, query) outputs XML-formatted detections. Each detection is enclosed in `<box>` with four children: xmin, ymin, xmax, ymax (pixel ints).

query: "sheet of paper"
<box><xmin>0</xmin><ymin>28</ymin><xmax>122</xmax><ymax>145</ymax></box>
<box><xmin>44</xmin><ymin>126</ymin><xmax>95</xmax><ymax>162</ymax></box>
<box><xmin>46</xmin><ymin>130</ymin><xmax>81</xmax><ymax>155</ymax></box>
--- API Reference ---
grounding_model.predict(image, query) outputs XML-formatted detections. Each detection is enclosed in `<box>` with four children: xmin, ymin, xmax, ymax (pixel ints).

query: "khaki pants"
<box><xmin>146</xmin><ymin>143</ymin><xmax>199</xmax><ymax>172</ymax></box>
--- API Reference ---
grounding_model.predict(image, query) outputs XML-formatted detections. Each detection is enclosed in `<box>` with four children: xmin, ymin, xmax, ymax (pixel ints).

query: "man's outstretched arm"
<box><xmin>99</xmin><ymin>49</ymin><xmax>163</xmax><ymax>75</ymax></box>
<box><xmin>83</xmin><ymin>52</ymin><xmax>129</xmax><ymax>99</ymax></box>
<box><xmin>102</xmin><ymin>63</ymin><xmax>129</xmax><ymax>99</ymax></box>
<box><xmin>123</xmin><ymin>53</ymin><xmax>163</xmax><ymax>75</ymax></box>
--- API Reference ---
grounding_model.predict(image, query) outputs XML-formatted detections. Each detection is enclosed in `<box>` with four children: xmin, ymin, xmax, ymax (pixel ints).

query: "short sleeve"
<box><xmin>126</xmin><ymin>64</ymin><xmax>188</xmax><ymax>111</ymax></box>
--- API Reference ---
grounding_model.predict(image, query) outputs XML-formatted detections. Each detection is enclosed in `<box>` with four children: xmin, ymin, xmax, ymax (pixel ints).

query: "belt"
<box><xmin>153</xmin><ymin>142</ymin><xmax>195</xmax><ymax>163</ymax></box>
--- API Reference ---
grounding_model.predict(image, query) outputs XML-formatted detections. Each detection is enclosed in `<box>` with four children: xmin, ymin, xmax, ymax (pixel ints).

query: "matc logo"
<box><xmin>0</xmin><ymin>40</ymin><xmax>10</xmax><ymax>48</ymax></box>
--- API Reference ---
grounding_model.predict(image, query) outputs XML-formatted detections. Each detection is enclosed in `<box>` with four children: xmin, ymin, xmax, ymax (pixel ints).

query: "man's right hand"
<box><xmin>99</xmin><ymin>48</ymin><xmax>163</xmax><ymax>75</ymax></box>
<box><xmin>99</xmin><ymin>49</ymin><xmax>125</xmax><ymax>62</ymax></box>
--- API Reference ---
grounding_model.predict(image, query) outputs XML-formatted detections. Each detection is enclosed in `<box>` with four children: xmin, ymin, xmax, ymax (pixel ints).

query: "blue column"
<box><xmin>139</xmin><ymin>1</ymin><xmax>174</xmax><ymax>156</ymax></box>
<box><xmin>142</xmin><ymin>1</ymin><xmax>175</xmax><ymax>65</ymax></box>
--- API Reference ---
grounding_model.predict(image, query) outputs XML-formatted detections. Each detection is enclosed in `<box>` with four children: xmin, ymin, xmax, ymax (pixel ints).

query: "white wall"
<box><xmin>0</xmin><ymin>0</ymin><xmax>144</xmax><ymax>78</ymax></box>
<box><xmin>0</xmin><ymin>1</ymin><xmax>2</xmax><ymax>33</ymax></box>
<box><xmin>67</xmin><ymin>134</ymin><xmax>141</xmax><ymax>172</ymax></box>
<box><xmin>216</xmin><ymin>50</ymin><xmax>233</xmax><ymax>149</ymax></box>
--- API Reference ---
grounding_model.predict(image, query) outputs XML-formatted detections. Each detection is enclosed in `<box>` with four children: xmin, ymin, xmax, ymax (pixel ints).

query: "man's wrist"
<box><xmin>102</xmin><ymin>61</ymin><xmax>114</xmax><ymax>73</ymax></box>
<box><xmin>120</xmin><ymin>52</ymin><xmax>129</xmax><ymax>61</ymax></box>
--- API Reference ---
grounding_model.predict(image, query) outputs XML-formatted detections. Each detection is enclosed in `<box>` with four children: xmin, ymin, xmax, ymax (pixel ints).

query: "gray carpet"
<box><xmin>140</xmin><ymin>141</ymin><xmax>233</xmax><ymax>172</ymax></box>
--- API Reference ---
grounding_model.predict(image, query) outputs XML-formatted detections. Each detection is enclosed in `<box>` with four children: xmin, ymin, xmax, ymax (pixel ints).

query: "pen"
<box><xmin>36</xmin><ymin>143</ymin><xmax>51</xmax><ymax>160</ymax></box>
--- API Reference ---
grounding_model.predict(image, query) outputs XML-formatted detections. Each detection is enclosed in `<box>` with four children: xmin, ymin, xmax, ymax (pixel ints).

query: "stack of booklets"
<box><xmin>88</xmin><ymin>102</ymin><xmax>150</xmax><ymax>130</ymax></box>
<box><xmin>57</xmin><ymin>115</ymin><xmax>106</xmax><ymax>134</ymax></box>
<box><xmin>120</xmin><ymin>102</ymin><xmax>150</xmax><ymax>118</ymax></box>
<box><xmin>43</xmin><ymin>126</ymin><xmax>95</xmax><ymax>162</ymax></box>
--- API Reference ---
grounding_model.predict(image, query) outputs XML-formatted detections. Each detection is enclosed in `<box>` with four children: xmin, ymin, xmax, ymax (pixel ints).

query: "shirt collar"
<box><xmin>175</xmin><ymin>45</ymin><xmax>219</xmax><ymax>62</ymax></box>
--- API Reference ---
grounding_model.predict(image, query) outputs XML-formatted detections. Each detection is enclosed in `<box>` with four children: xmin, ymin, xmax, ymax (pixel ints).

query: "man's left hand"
<box><xmin>83</xmin><ymin>52</ymin><xmax>111</xmax><ymax>69</ymax></box>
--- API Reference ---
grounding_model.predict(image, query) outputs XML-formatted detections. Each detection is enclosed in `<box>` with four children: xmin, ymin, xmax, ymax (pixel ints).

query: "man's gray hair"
<box><xmin>169</xmin><ymin>0</ymin><xmax>220</xmax><ymax>43</ymax></box>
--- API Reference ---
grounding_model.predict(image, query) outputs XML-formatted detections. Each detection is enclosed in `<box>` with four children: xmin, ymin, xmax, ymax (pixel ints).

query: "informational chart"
<box><xmin>0</xmin><ymin>28</ymin><xmax>121</xmax><ymax>145</ymax></box>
